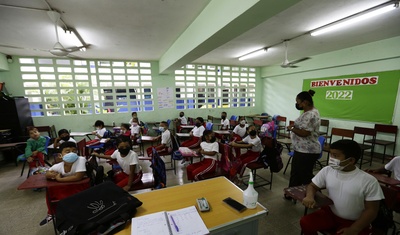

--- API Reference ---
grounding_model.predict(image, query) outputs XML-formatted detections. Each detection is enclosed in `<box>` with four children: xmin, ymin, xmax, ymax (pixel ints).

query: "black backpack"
<box><xmin>259</xmin><ymin>138</ymin><xmax>283</xmax><ymax>173</ymax></box>
<box><xmin>56</xmin><ymin>181</ymin><xmax>143</xmax><ymax>235</ymax></box>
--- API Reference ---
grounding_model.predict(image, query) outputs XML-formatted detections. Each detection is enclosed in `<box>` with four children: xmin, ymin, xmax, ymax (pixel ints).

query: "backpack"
<box><xmin>259</xmin><ymin>138</ymin><xmax>283</xmax><ymax>173</ymax></box>
<box><xmin>56</xmin><ymin>181</ymin><xmax>143</xmax><ymax>235</ymax></box>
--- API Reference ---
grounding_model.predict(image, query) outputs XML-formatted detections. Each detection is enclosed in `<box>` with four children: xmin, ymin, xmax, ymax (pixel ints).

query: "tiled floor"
<box><xmin>0</xmin><ymin>143</ymin><xmax>392</xmax><ymax>235</ymax></box>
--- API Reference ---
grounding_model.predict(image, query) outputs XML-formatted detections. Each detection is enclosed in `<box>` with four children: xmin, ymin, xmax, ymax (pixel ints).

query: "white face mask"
<box><xmin>240</xmin><ymin>120</ymin><xmax>246</xmax><ymax>125</ymax></box>
<box><xmin>328</xmin><ymin>157</ymin><xmax>351</xmax><ymax>171</ymax></box>
<box><xmin>96</xmin><ymin>127</ymin><xmax>100</xmax><ymax>130</ymax></box>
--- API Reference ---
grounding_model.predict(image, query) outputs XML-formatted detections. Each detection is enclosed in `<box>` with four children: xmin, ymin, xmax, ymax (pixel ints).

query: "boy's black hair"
<box><xmin>121</xmin><ymin>123</ymin><xmax>130</xmax><ymax>130</ymax></box>
<box><xmin>58</xmin><ymin>129</ymin><xmax>69</xmax><ymax>136</ymax></box>
<box><xmin>202</xmin><ymin>130</ymin><xmax>213</xmax><ymax>142</ymax></box>
<box><xmin>131</xmin><ymin>112</ymin><xmax>137</xmax><ymax>116</ymax></box>
<box><xmin>330</xmin><ymin>139</ymin><xmax>361</xmax><ymax>163</ymax></box>
<box><xmin>59</xmin><ymin>141</ymin><xmax>77</xmax><ymax>151</ymax></box>
<box><xmin>196</xmin><ymin>117</ymin><xmax>204</xmax><ymax>123</ymax></box>
<box><xmin>221</xmin><ymin>111</ymin><xmax>227</xmax><ymax>115</ymax></box>
<box><xmin>116</xmin><ymin>136</ymin><xmax>132</xmax><ymax>148</ymax></box>
<box><xmin>160</xmin><ymin>121</ymin><xmax>169</xmax><ymax>128</ymax></box>
<box><xmin>94</xmin><ymin>120</ymin><xmax>104</xmax><ymax>127</ymax></box>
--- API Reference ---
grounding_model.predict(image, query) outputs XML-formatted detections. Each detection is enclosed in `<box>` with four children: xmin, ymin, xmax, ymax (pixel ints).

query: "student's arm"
<box><xmin>92</xmin><ymin>152</ymin><xmax>112</xmax><ymax>159</ymax></box>
<box><xmin>36</xmin><ymin>137</ymin><xmax>47</xmax><ymax>153</ymax></box>
<box><xmin>24</xmin><ymin>140</ymin><xmax>33</xmax><ymax>158</ymax></box>
<box><xmin>230</xmin><ymin>141</ymin><xmax>253</xmax><ymax>148</ymax></box>
<box><xmin>123</xmin><ymin>164</ymin><xmax>137</xmax><ymax>191</ymax></box>
<box><xmin>337</xmin><ymin>200</ymin><xmax>380</xmax><ymax>235</ymax></box>
<box><xmin>53</xmin><ymin>137</ymin><xmax>61</xmax><ymax>148</ymax></box>
<box><xmin>55</xmin><ymin>171</ymin><xmax>86</xmax><ymax>182</ymax></box>
<box><xmin>302</xmin><ymin>182</ymin><xmax>321</xmax><ymax>208</ymax></box>
<box><xmin>46</xmin><ymin>170</ymin><xmax>58</xmax><ymax>180</ymax></box>
<box><xmin>199</xmin><ymin>148</ymin><xmax>217</xmax><ymax>157</ymax></box>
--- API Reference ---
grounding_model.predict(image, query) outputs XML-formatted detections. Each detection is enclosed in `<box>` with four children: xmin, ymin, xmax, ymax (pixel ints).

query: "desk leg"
<box><xmin>46</xmin><ymin>189</ymin><xmax>58</xmax><ymax>234</ymax></box>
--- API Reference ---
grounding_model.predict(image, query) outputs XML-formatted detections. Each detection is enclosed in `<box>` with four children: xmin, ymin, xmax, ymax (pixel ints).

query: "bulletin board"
<box><xmin>302</xmin><ymin>70</ymin><xmax>400</xmax><ymax>124</ymax></box>
<box><xmin>157</xmin><ymin>87</ymin><xmax>174</xmax><ymax>109</ymax></box>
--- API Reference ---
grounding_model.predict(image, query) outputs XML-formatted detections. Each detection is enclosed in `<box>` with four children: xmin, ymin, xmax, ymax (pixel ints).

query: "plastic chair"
<box><xmin>283</xmin><ymin>136</ymin><xmax>325</xmax><ymax>175</ymax></box>
<box><xmin>275</xmin><ymin>116</ymin><xmax>287</xmax><ymax>138</ymax></box>
<box><xmin>206</xmin><ymin>122</ymin><xmax>214</xmax><ymax>131</ymax></box>
<box><xmin>18</xmin><ymin>136</ymin><xmax>52</xmax><ymax>178</ymax></box>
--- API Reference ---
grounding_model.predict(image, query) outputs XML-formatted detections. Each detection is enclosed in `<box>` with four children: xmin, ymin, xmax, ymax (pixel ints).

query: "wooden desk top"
<box><xmin>214</xmin><ymin>130</ymin><xmax>231</xmax><ymax>135</ymax></box>
<box><xmin>141</xmin><ymin>136</ymin><xmax>158</xmax><ymax>142</ymax></box>
<box><xmin>116</xmin><ymin>177</ymin><xmax>267</xmax><ymax>234</ymax></box>
<box><xmin>176</xmin><ymin>133</ymin><xmax>191</xmax><ymax>137</ymax></box>
<box><xmin>18</xmin><ymin>174</ymin><xmax>90</xmax><ymax>190</ymax></box>
<box><xmin>70</xmin><ymin>131</ymin><xmax>92</xmax><ymax>136</ymax></box>
<box><xmin>180</xmin><ymin>125</ymin><xmax>195</xmax><ymax>129</ymax></box>
<box><xmin>284</xmin><ymin>185</ymin><xmax>333</xmax><ymax>208</ymax></box>
<box><xmin>0</xmin><ymin>142</ymin><xmax>26</xmax><ymax>148</ymax></box>
<box><xmin>367</xmin><ymin>172</ymin><xmax>400</xmax><ymax>186</ymax></box>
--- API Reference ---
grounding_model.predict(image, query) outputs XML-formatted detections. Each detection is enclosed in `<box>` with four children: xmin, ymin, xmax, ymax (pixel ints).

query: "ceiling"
<box><xmin>0</xmin><ymin>0</ymin><xmax>399</xmax><ymax>73</ymax></box>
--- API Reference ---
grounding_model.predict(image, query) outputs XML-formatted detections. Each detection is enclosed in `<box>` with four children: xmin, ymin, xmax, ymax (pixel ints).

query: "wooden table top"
<box><xmin>116</xmin><ymin>177</ymin><xmax>267</xmax><ymax>235</ymax></box>
<box><xmin>367</xmin><ymin>172</ymin><xmax>400</xmax><ymax>186</ymax></box>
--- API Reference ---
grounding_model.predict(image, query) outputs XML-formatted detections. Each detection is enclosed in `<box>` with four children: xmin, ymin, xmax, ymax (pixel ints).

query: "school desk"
<box><xmin>116</xmin><ymin>176</ymin><xmax>267</xmax><ymax>235</ymax></box>
<box><xmin>367</xmin><ymin>171</ymin><xmax>400</xmax><ymax>186</ymax></box>
<box><xmin>70</xmin><ymin>131</ymin><xmax>93</xmax><ymax>140</ymax></box>
<box><xmin>0</xmin><ymin>141</ymin><xmax>26</xmax><ymax>166</ymax></box>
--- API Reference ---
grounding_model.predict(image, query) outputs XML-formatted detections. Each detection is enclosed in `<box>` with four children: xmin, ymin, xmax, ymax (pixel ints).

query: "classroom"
<box><xmin>0</xmin><ymin>0</ymin><xmax>400</xmax><ymax>234</ymax></box>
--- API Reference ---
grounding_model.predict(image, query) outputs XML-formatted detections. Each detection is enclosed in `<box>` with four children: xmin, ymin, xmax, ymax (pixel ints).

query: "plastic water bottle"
<box><xmin>243</xmin><ymin>172</ymin><xmax>258</xmax><ymax>209</ymax></box>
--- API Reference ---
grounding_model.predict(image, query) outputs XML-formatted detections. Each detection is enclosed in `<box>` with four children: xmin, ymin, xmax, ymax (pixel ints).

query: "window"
<box><xmin>174</xmin><ymin>64</ymin><xmax>256</xmax><ymax>109</ymax></box>
<box><xmin>19</xmin><ymin>58</ymin><xmax>153</xmax><ymax>116</ymax></box>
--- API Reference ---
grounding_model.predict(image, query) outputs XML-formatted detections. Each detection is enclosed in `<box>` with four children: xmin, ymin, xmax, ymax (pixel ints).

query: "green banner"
<box><xmin>302</xmin><ymin>70</ymin><xmax>400</xmax><ymax>124</ymax></box>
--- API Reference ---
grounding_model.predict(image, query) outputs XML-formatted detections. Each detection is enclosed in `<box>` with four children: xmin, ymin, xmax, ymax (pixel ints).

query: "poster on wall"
<box><xmin>157</xmin><ymin>87</ymin><xmax>174</xmax><ymax>109</ymax></box>
<box><xmin>302</xmin><ymin>70</ymin><xmax>400</xmax><ymax>124</ymax></box>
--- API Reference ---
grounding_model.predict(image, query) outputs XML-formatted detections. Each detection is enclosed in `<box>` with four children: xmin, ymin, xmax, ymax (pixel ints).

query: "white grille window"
<box><xmin>174</xmin><ymin>64</ymin><xmax>256</xmax><ymax>109</ymax></box>
<box><xmin>19</xmin><ymin>58</ymin><xmax>153</xmax><ymax>116</ymax></box>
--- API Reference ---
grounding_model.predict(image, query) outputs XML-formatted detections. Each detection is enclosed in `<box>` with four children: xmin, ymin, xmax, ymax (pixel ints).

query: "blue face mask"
<box><xmin>63</xmin><ymin>153</ymin><xmax>79</xmax><ymax>163</ymax></box>
<box><xmin>159</xmin><ymin>127</ymin><xmax>165</xmax><ymax>132</ymax></box>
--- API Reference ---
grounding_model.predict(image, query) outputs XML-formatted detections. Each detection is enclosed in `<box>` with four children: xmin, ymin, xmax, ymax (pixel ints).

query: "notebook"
<box><xmin>131</xmin><ymin>206</ymin><xmax>209</xmax><ymax>235</ymax></box>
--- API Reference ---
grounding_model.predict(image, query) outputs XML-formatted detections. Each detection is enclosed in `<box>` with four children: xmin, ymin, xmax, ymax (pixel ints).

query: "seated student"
<box><xmin>187</xmin><ymin>130</ymin><xmax>219</xmax><ymax>181</ymax></box>
<box><xmin>175</xmin><ymin>111</ymin><xmax>187</xmax><ymax>133</ymax></box>
<box><xmin>23</xmin><ymin>127</ymin><xmax>47</xmax><ymax>174</ymax></box>
<box><xmin>181</xmin><ymin>117</ymin><xmax>205</xmax><ymax>149</ymax></box>
<box><xmin>86</xmin><ymin>120</ymin><xmax>107</xmax><ymax>146</ymax></box>
<box><xmin>260</xmin><ymin>120</ymin><xmax>276</xmax><ymax>138</ymax></box>
<box><xmin>215</xmin><ymin>112</ymin><xmax>230</xmax><ymax>141</ymax></box>
<box><xmin>148</xmin><ymin>121</ymin><xmax>171</xmax><ymax>155</ymax></box>
<box><xmin>92</xmin><ymin>136</ymin><xmax>142</xmax><ymax>191</ymax></box>
<box><xmin>366</xmin><ymin>156</ymin><xmax>400</xmax><ymax>207</ymax></box>
<box><xmin>130</xmin><ymin>117</ymin><xmax>141</xmax><ymax>144</ymax></box>
<box><xmin>41</xmin><ymin>142</ymin><xmax>88</xmax><ymax>226</ymax></box>
<box><xmin>128</xmin><ymin>111</ymin><xmax>140</xmax><ymax>126</ymax></box>
<box><xmin>231</xmin><ymin>116</ymin><xmax>248</xmax><ymax>142</ymax></box>
<box><xmin>181</xmin><ymin>117</ymin><xmax>205</xmax><ymax>163</ymax></box>
<box><xmin>300</xmin><ymin>140</ymin><xmax>384</xmax><ymax>235</ymax></box>
<box><xmin>119</xmin><ymin>123</ymin><xmax>131</xmax><ymax>137</ymax></box>
<box><xmin>53</xmin><ymin>129</ymin><xmax>76</xmax><ymax>148</ymax></box>
<box><xmin>230</xmin><ymin>125</ymin><xmax>262</xmax><ymax>181</ymax></box>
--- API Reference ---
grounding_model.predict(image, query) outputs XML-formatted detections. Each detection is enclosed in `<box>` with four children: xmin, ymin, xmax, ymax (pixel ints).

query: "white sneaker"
<box><xmin>39</xmin><ymin>214</ymin><xmax>53</xmax><ymax>226</ymax></box>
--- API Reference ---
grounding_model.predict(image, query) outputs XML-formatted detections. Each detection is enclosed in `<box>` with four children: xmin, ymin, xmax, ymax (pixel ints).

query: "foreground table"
<box><xmin>117</xmin><ymin>177</ymin><xmax>267</xmax><ymax>235</ymax></box>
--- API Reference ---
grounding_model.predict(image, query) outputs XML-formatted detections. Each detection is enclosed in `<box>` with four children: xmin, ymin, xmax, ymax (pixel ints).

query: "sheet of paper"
<box><xmin>166</xmin><ymin>206</ymin><xmax>209</xmax><ymax>235</ymax></box>
<box><xmin>131</xmin><ymin>211</ymin><xmax>170</xmax><ymax>235</ymax></box>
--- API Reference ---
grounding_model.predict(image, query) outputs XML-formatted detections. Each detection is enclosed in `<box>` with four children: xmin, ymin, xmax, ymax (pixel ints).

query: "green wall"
<box><xmin>0</xmin><ymin>58</ymin><xmax>263</xmax><ymax>133</ymax></box>
<box><xmin>261</xmin><ymin>36</ymin><xmax>400</xmax><ymax>155</ymax></box>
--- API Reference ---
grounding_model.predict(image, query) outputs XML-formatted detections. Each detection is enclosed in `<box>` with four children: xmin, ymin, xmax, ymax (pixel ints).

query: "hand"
<box><xmin>27</xmin><ymin>156</ymin><xmax>33</xmax><ymax>163</ymax></box>
<box><xmin>336</xmin><ymin>227</ymin><xmax>359</xmax><ymax>235</ymax></box>
<box><xmin>55</xmin><ymin>173</ymin><xmax>62</xmax><ymax>180</ymax></box>
<box><xmin>47</xmin><ymin>171</ymin><xmax>58</xmax><ymax>180</ymax></box>
<box><xmin>92</xmin><ymin>131</ymin><xmax>96</xmax><ymax>135</ymax></box>
<box><xmin>55</xmin><ymin>137</ymin><xmax>61</xmax><ymax>142</ymax></box>
<box><xmin>286</xmin><ymin>125</ymin><xmax>294</xmax><ymax>131</ymax></box>
<box><xmin>123</xmin><ymin>185</ymin><xmax>131</xmax><ymax>192</ymax></box>
<box><xmin>230</xmin><ymin>142</ymin><xmax>237</xmax><ymax>147</ymax></box>
<box><xmin>302</xmin><ymin>196</ymin><xmax>316</xmax><ymax>208</ymax></box>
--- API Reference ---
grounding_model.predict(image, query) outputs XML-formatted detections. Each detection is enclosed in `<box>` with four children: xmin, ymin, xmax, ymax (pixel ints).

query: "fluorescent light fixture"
<box><xmin>238</xmin><ymin>47</ymin><xmax>268</xmax><ymax>61</ymax></box>
<box><xmin>311</xmin><ymin>2</ymin><xmax>398</xmax><ymax>36</ymax></box>
<box><xmin>58</xmin><ymin>26</ymin><xmax>85</xmax><ymax>48</ymax></box>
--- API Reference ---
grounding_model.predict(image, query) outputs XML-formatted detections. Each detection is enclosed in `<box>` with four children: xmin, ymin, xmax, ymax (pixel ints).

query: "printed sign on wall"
<box><xmin>302</xmin><ymin>70</ymin><xmax>400</xmax><ymax>124</ymax></box>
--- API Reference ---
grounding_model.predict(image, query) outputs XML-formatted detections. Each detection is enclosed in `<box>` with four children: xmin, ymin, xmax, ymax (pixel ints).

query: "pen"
<box><xmin>170</xmin><ymin>215</ymin><xmax>179</xmax><ymax>232</ymax></box>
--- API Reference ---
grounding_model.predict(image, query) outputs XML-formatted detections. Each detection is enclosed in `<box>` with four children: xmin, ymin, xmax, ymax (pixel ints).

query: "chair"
<box><xmin>365</xmin><ymin>124</ymin><xmax>398</xmax><ymax>163</ymax></box>
<box><xmin>19</xmin><ymin>136</ymin><xmax>52</xmax><ymax>178</ymax></box>
<box><xmin>275</xmin><ymin>116</ymin><xmax>287</xmax><ymax>138</ymax></box>
<box><xmin>76</xmin><ymin>138</ymin><xmax>89</xmax><ymax>158</ymax></box>
<box><xmin>279</xmin><ymin>120</ymin><xmax>293</xmax><ymax>139</ymax></box>
<box><xmin>283</xmin><ymin>136</ymin><xmax>325</xmax><ymax>175</ymax></box>
<box><xmin>319</xmin><ymin>119</ymin><xmax>330</xmax><ymax>137</ymax></box>
<box><xmin>253</xmin><ymin>119</ymin><xmax>263</xmax><ymax>130</ymax></box>
<box><xmin>206</xmin><ymin>122</ymin><xmax>214</xmax><ymax>131</ymax></box>
<box><xmin>323</xmin><ymin>128</ymin><xmax>354</xmax><ymax>165</ymax></box>
<box><xmin>353</xmin><ymin>126</ymin><xmax>376</xmax><ymax>169</ymax></box>
<box><xmin>197</xmin><ymin>142</ymin><xmax>233</xmax><ymax>181</ymax></box>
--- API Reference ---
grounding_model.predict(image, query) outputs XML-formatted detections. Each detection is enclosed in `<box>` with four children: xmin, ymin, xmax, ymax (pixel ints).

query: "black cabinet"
<box><xmin>0</xmin><ymin>97</ymin><xmax>33</xmax><ymax>141</ymax></box>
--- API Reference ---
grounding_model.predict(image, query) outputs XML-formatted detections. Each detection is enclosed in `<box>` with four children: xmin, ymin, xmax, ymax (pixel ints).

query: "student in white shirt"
<box><xmin>230</xmin><ymin>125</ymin><xmax>262</xmax><ymax>180</ymax></box>
<box><xmin>149</xmin><ymin>121</ymin><xmax>172</xmax><ymax>155</ymax></box>
<box><xmin>130</xmin><ymin>117</ymin><xmax>141</xmax><ymax>144</ymax></box>
<box><xmin>53</xmin><ymin>129</ymin><xmax>76</xmax><ymax>148</ymax></box>
<box><xmin>181</xmin><ymin>117</ymin><xmax>205</xmax><ymax>149</ymax></box>
<box><xmin>93</xmin><ymin>136</ymin><xmax>142</xmax><ymax>191</ymax></box>
<box><xmin>301</xmin><ymin>140</ymin><xmax>384</xmax><ymax>235</ymax></box>
<box><xmin>175</xmin><ymin>111</ymin><xmax>187</xmax><ymax>133</ymax></box>
<box><xmin>41</xmin><ymin>142</ymin><xmax>88</xmax><ymax>226</ymax></box>
<box><xmin>187</xmin><ymin>130</ymin><xmax>219</xmax><ymax>181</ymax></box>
<box><xmin>215</xmin><ymin>111</ymin><xmax>230</xmax><ymax>141</ymax></box>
